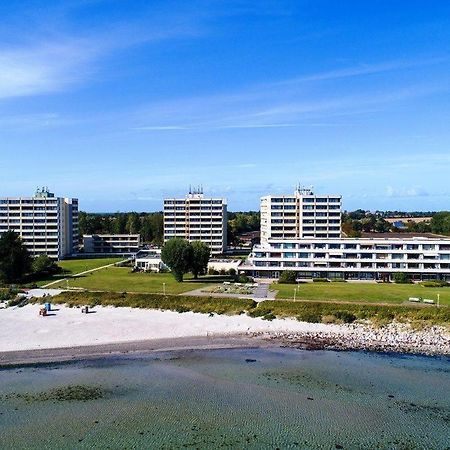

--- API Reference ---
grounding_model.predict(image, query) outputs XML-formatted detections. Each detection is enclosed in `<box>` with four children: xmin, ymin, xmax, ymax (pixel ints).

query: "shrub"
<box><xmin>0</xmin><ymin>288</ymin><xmax>19</xmax><ymax>301</ymax></box>
<box><xmin>238</xmin><ymin>275</ymin><xmax>251</xmax><ymax>283</ymax></box>
<box><xmin>313</xmin><ymin>278</ymin><xmax>329</xmax><ymax>283</ymax></box>
<box><xmin>278</xmin><ymin>270</ymin><xmax>297</xmax><ymax>284</ymax></box>
<box><xmin>247</xmin><ymin>307</ymin><xmax>272</xmax><ymax>318</ymax></box>
<box><xmin>330</xmin><ymin>278</ymin><xmax>346</xmax><ymax>283</ymax></box>
<box><xmin>262</xmin><ymin>313</ymin><xmax>276</xmax><ymax>321</ymax></box>
<box><xmin>420</xmin><ymin>280</ymin><xmax>449</xmax><ymax>288</ymax></box>
<box><xmin>297</xmin><ymin>312</ymin><xmax>322</xmax><ymax>323</ymax></box>
<box><xmin>334</xmin><ymin>310</ymin><xmax>357</xmax><ymax>323</ymax></box>
<box><xmin>321</xmin><ymin>315</ymin><xmax>338</xmax><ymax>324</ymax></box>
<box><xmin>393</xmin><ymin>272</ymin><xmax>411</xmax><ymax>284</ymax></box>
<box><xmin>228</xmin><ymin>268</ymin><xmax>236</xmax><ymax>277</ymax></box>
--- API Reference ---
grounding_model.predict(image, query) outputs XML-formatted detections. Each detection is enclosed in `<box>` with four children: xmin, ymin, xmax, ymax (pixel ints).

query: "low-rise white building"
<box><xmin>134</xmin><ymin>249</ymin><xmax>166</xmax><ymax>272</ymax></box>
<box><xmin>83</xmin><ymin>234</ymin><xmax>140</xmax><ymax>254</ymax></box>
<box><xmin>241</xmin><ymin>235</ymin><xmax>450</xmax><ymax>282</ymax></box>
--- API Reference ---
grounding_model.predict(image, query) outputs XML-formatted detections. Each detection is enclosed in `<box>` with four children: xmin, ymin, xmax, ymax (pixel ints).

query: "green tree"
<box><xmin>32</xmin><ymin>254</ymin><xmax>61</xmax><ymax>277</ymax></box>
<box><xmin>112</xmin><ymin>214</ymin><xmax>127</xmax><ymax>234</ymax></box>
<box><xmin>126</xmin><ymin>213</ymin><xmax>141</xmax><ymax>234</ymax></box>
<box><xmin>393</xmin><ymin>272</ymin><xmax>411</xmax><ymax>284</ymax></box>
<box><xmin>279</xmin><ymin>270</ymin><xmax>297</xmax><ymax>284</ymax></box>
<box><xmin>190</xmin><ymin>241</ymin><xmax>211</xmax><ymax>279</ymax></box>
<box><xmin>430</xmin><ymin>212</ymin><xmax>450</xmax><ymax>235</ymax></box>
<box><xmin>149</xmin><ymin>213</ymin><xmax>164</xmax><ymax>245</ymax></box>
<box><xmin>161</xmin><ymin>238</ymin><xmax>193</xmax><ymax>282</ymax></box>
<box><xmin>141</xmin><ymin>215</ymin><xmax>154</xmax><ymax>242</ymax></box>
<box><xmin>0</xmin><ymin>231</ymin><xmax>32</xmax><ymax>283</ymax></box>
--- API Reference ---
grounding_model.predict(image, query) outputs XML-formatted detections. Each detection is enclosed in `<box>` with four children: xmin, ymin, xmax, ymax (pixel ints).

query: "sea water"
<box><xmin>0</xmin><ymin>348</ymin><xmax>449</xmax><ymax>449</ymax></box>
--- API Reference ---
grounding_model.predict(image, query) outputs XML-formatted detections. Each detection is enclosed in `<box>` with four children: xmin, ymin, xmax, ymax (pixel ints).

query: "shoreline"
<box><xmin>1</xmin><ymin>304</ymin><xmax>449</xmax><ymax>366</ymax></box>
<box><xmin>1</xmin><ymin>328</ymin><xmax>449</xmax><ymax>367</ymax></box>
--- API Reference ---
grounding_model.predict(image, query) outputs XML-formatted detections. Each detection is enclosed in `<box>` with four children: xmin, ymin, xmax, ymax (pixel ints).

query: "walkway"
<box><xmin>254</xmin><ymin>283</ymin><xmax>270</xmax><ymax>299</ymax></box>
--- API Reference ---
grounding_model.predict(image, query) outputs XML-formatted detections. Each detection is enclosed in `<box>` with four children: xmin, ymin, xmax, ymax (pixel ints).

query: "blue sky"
<box><xmin>1</xmin><ymin>0</ymin><xmax>449</xmax><ymax>212</ymax></box>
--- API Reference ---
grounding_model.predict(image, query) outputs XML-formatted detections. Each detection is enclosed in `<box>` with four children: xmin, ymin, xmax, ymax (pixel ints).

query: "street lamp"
<box><xmin>163</xmin><ymin>282</ymin><xmax>166</xmax><ymax>296</ymax></box>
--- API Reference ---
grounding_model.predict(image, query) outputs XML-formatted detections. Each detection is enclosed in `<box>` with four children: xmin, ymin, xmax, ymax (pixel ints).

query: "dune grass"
<box><xmin>273</xmin><ymin>282</ymin><xmax>450</xmax><ymax>306</ymax></box>
<box><xmin>49</xmin><ymin>291</ymin><xmax>255</xmax><ymax>315</ymax></box>
<box><xmin>44</xmin><ymin>291</ymin><xmax>450</xmax><ymax>326</ymax></box>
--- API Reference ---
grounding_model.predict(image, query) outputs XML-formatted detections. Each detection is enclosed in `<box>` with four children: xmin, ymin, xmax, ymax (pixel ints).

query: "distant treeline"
<box><xmin>79</xmin><ymin>212</ymin><xmax>164</xmax><ymax>244</ymax></box>
<box><xmin>78</xmin><ymin>211</ymin><xmax>261</xmax><ymax>245</ymax></box>
<box><xmin>79</xmin><ymin>210</ymin><xmax>450</xmax><ymax>244</ymax></box>
<box><xmin>343</xmin><ymin>210</ymin><xmax>450</xmax><ymax>237</ymax></box>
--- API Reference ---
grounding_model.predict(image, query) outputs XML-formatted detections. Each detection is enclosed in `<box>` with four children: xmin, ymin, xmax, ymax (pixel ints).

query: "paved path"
<box><xmin>42</xmin><ymin>260</ymin><xmax>127</xmax><ymax>289</ymax></box>
<box><xmin>254</xmin><ymin>283</ymin><xmax>270</xmax><ymax>299</ymax></box>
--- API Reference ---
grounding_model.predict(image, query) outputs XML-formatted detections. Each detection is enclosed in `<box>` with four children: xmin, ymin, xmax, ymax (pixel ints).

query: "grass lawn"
<box><xmin>35</xmin><ymin>257</ymin><xmax>124</xmax><ymax>286</ymax></box>
<box><xmin>51</xmin><ymin>266</ymin><xmax>226</xmax><ymax>294</ymax></box>
<box><xmin>273</xmin><ymin>282</ymin><xmax>450</xmax><ymax>306</ymax></box>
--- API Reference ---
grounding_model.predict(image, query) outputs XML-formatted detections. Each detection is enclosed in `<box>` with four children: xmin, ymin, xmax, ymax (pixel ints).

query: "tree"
<box><xmin>126</xmin><ymin>213</ymin><xmax>141</xmax><ymax>234</ymax></box>
<box><xmin>430</xmin><ymin>212</ymin><xmax>450</xmax><ymax>235</ymax></box>
<box><xmin>190</xmin><ymin>241</ymin><xmax>210</xmax><ymax>279</ymax></box>
<box><xmin>141</xmin><ymin>215</ymin><xmax>154</xmax><ymax>242</ymax></box>
<box><xmin>32</xmin><ymin>254</ymin><xmax>62</xmax><ymax>277</ymax></box>
<box><xmin>0</xmin><ymin>231</ymin><xmax>32</xmax><ymax>283</ymax></box>
<box><xmin>149</xmin><ymin>213</ymin><xmax>164</xmax><ymax>245</ymax></box>
<box><xmin>161</xmin><ymin>238</ymin><xmax>193</xmax><ymax>282</ymax></box>
<box><xmin>393</xmin><ymin>272</ymin><xmax>411</xmax><ymax>284</ymax></box>
<box><xmin>112</xmin><ymin>214</ymin><xmax>127</xmax><ymax>234</ymax></box>
<box><xmin>279</xmin><ymin>270</ymin><xmax>297</xmax><ymax>284</ymax></box>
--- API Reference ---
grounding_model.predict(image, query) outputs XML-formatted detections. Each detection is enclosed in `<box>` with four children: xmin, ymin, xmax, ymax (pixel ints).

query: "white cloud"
<box><xmin>386</xmin><ymin>186</ymin><xmax>430</xmax><ymax>198</ymax></box>
<box><xmin>0</xmin><ymin>40</ymin><xmax>98</xmax><ymax>99</ymax></box>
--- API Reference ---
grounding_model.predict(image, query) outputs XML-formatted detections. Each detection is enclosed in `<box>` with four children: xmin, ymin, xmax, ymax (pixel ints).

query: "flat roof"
<box><xmin>361</xmin><ymin>232</ymin><xmax>446</xmax><ymax>239</ymax></box>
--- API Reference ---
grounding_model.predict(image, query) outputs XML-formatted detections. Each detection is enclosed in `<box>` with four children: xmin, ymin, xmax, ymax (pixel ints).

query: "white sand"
<box><xmin>0</xmin><ymin>304</ymin><xmax>347</xmax><ymax>352</ymax></box>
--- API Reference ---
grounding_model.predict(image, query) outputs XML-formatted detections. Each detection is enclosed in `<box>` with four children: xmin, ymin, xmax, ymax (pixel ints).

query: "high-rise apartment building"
<box><xmin>260</xmin><ymin>186</ymin><xmax>341</xmax><ymax>244</ymax></box>
<box><xmin>164</xmin><ymin>189</ymin><xmax>227</xmax><ymax>254</ymax></box>
<box><xmin>0</xmin><ymin>188</ymin><xmax>78</xmax><ymax>260</ymax></box>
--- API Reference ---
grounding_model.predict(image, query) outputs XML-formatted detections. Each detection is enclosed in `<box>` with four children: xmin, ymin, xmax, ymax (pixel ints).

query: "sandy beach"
<box><xmin>1</xmin><ymin>304</ymin><xmax>449</xmax><ymax>365</ymax></box>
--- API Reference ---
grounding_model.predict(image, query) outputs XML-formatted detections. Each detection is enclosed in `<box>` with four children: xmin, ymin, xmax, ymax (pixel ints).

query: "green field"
<box><xmin>59</xmin><ymin>257</ymin><xmax>124</xmax><ymax>274</ymax></box>
<box><xmin>51</xmin><ymin>266</ymin><xmax>225</xmax><ymax>294</ymax></box>
<box><xmin>273</xmin><ymin>282</ymin><xmax>450</xmax><ymax>306</ymax></box>
<box><xmin>36</xmin><ymin>258</ymin><xmax>124</xmax><ymax>286</ymax></box>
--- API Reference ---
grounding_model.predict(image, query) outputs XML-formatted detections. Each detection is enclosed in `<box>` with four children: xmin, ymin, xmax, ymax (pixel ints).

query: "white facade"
<box><xmin>134</xmin><ymin>249</ymin><xmax>166</xmax><ymax>272</ymax></box>
<box><xmin>260</xmin><ymin>187</ymin><xmax>341</xmax><ymax>245</ymax></box>
<box><xmin>83</xmin><ymin>234</ymin><xmax>140</xmax><ymax>254</ymax></box>
<box><xmin>242</xmin><ymin>236</ymin><xmax>450</xmax><ymax>281</ymax></box>
<box><xmin>0</xmin><ymin>188</ymin><xmax>78</xmax><ymax>260</ymax></box>
<box><xmin>164</xmin><ymin>190</ymin><xmax>227</xmax><ymax>255</ymax></box>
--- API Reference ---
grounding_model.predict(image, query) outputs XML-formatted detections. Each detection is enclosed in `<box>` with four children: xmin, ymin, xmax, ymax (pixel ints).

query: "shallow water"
<box><xmin>0</xmin><ymin>348</ymin><xmax>449</xmax><ymax>449</ymax></box>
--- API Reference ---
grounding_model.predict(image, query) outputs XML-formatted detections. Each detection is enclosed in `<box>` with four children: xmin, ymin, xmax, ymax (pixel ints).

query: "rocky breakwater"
<box><xmin>255</xmin><ymin>323</ymin><xmax>450</xmax><ymax>356</ymax></box>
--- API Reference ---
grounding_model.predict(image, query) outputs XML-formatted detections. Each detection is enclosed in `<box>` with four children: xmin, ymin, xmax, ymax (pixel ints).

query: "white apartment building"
<box><xmin>0</xmin><ymin>188</ymin><xmax>78</xmax><ymax>260</ymax></box>
<box><xmin>164</xmin><ymin>189</ymin><xmax>227</xmax><ymax>254</ymax></box>
<box><xmin>83</xmin><ymin>234</ymin><xmax>141</xmax><ymax>254</ymax></box>
<box><xmin>260</xmin><ymin>186</ymin><xmax>341</xmax><ymax>245</ymax></box>
<box><xmin>241</xmin><ymin>236</ymin><xmax>450</xmax><ymax>282</ymax></box>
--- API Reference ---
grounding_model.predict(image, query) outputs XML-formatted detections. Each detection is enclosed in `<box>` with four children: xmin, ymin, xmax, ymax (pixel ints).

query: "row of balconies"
<box><xmin>252</xmin><ymin>254</ymin><xmax>450</xmax><ymax>261</ymax></box>
<box><xmin>252</xmin><ymin>261</ymin><xmax>450</xmax><ymax>270</ymax></box>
